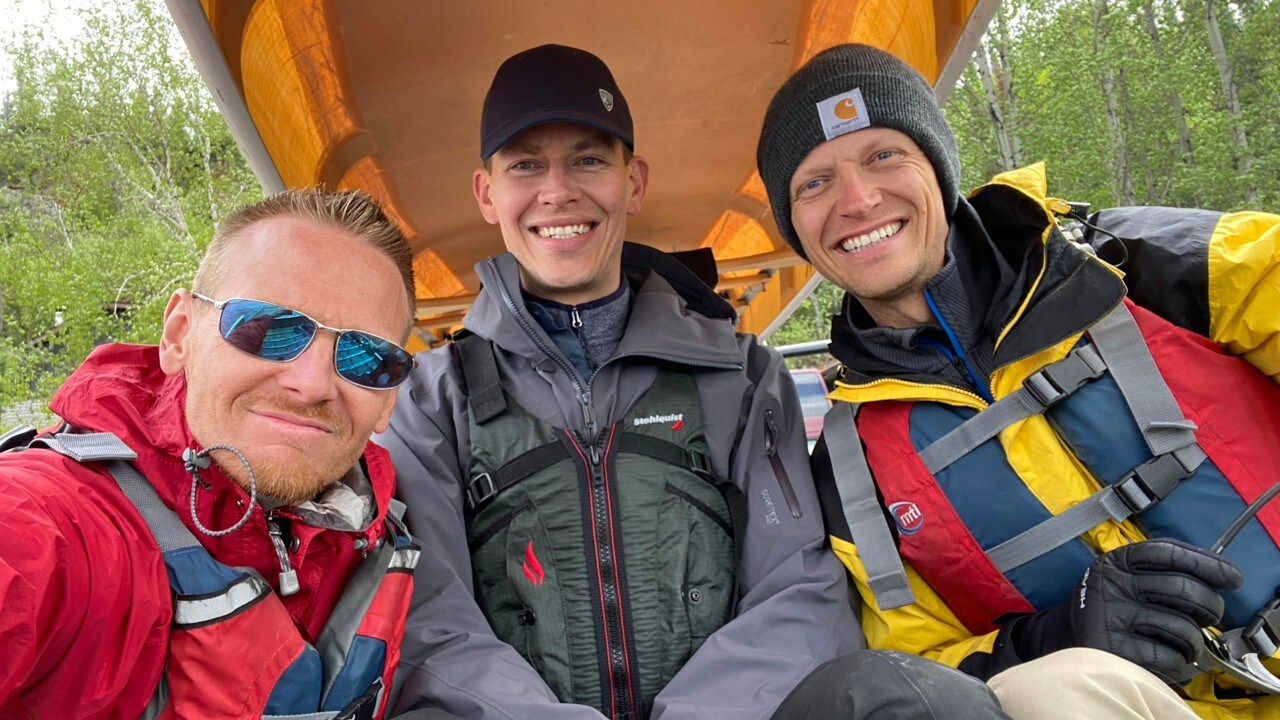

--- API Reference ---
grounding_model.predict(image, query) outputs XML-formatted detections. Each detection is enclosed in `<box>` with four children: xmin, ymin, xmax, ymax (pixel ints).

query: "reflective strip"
<box><xmin>390</xmin><ymin>546</ymin><xmax>420</xmax><ymax>571</ymax></box>
<box><xmin>173</xmin><ymin>570</ymin><xmax>271</xmax><ymax>627</ymax></box>
<box><xmin>825</xmin><ymin>402</ymin><xmax>915</xmax><ymax>610</ymax></box>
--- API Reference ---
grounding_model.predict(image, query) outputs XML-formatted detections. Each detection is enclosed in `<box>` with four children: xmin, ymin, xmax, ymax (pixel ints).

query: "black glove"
<box><xmin>1008</xmin><ymin>539</ymin><xmax>1243</xmax><ymax>684</ymax></box>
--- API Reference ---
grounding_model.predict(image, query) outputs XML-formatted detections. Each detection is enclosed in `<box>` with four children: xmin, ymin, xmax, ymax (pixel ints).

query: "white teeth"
<box><xmin>840</xmin><ymin>220</ymin><xmax>902</xmax><ymax>253</ymax></box>
<box><xmin>537</xmin><ymin>224</ymin><xmax>592</xmax><ymax>239</ymax></box>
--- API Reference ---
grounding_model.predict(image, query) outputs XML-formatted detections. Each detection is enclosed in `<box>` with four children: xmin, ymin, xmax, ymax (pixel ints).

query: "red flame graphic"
<box><xmin>521</xmin><ymin>540</ymin><xmax>545</xmax><ymax>585</ymax></box>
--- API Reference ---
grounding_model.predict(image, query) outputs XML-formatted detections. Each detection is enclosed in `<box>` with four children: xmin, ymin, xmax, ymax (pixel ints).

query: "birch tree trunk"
<box><xmin>1094</xmin><ymin>0</ymin><xmax>1136</xmax><ymax>204</ymax></box>
<box><xmin>973</xmin><ymin>4</ymin><xmax>1023</xmax><ymax>173</ymax></box>
<box><xmin>1143</xmin><ymin>2</ymin><xmax>1198</xmax><ymax>194</ymax></box>
<box><xmin>1203</xmin><ymin>0</ymin><xmax>1257</xmax><ymax>202</ymax></box>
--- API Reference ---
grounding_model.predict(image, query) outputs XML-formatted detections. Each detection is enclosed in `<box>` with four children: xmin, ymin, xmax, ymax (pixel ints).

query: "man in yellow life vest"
<box><xmin>756</xmin><ymin>43</ymin><xmax>1280</xmax><ymax>719</ymax></box>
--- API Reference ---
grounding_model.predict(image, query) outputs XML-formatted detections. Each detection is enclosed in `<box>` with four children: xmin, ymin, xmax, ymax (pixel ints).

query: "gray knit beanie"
<box><xmin>756</xmin><ymin>44</ymin><xmax>960</xmax><ymax>259</ymax></box>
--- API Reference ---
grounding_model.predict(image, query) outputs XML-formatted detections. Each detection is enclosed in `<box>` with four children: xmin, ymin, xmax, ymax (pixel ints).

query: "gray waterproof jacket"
<box><xmin>379</xmin><ymin>246</ymin><xmax>861</xmax><ymax>719</ymax></box>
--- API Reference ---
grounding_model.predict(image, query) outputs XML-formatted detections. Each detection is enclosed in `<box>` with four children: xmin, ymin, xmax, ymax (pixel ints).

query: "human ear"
<box><xmin>158</xmin><ymin>290</ymin><xmax>195</xmax><ymax>376</ymax></box>
<box><xmin>473</xmin><ymin>168</ymin><xmax>500</xmax><ymax>225</ymax></box>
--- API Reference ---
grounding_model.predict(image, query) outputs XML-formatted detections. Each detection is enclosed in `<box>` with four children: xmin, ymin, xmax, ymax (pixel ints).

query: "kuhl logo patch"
<box><xmin>889</xmin><ymin>501</ymin><xmax>925</xmax><ymax>535</ymax></box>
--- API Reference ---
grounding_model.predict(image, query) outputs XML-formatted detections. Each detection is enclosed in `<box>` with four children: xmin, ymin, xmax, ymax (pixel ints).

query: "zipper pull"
<box><xmin>267</xmin><ymin>516</ymin><xmax>300</xmax><ymax>596</ymax></box>
<box><xmin>571</xmin><ymin>307</ymin><xmax>583</xmax><ymax>328</ymax></box>
<box><xmin>764</xmin><ymin>408</ymin><xmax>779</xmax><ymax>458</ymax></box>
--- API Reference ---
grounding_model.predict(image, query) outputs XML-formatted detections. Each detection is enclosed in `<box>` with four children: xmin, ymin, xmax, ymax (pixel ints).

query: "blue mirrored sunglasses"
<box><xmin>191</xmin><ymin>292</ymin><xmax>415</xmax><ymax>390</ymax></box>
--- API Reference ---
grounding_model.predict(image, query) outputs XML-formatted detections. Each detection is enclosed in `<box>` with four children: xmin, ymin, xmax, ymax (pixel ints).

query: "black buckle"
<box><xmin>686</xmin><ymin>448</ymin><xmax>713</xmax><ymax>479</ymax></box>
<box><xmin>1024</xmin><ymin>346</ymin><xmax>1106</xmax><ymax>408</ymax></box>
<box><xmin>334</xmin><ymin>678</ymin><xmax>382</xmax><ymax>720</ymax></box>
<box><xmin>1114</xmin><ymin>450</ymin><xmax>1198</xmax><ymax>514</ymax></box>
<box><xmin>1245</xmin><ymin>595</ymin><xmax>1280</xmax><ymax>658</ymax></box>
<box><xmin>465</xmin><ymin>472</ymin><xmax>497</xmax><ymax>509</ymax></box>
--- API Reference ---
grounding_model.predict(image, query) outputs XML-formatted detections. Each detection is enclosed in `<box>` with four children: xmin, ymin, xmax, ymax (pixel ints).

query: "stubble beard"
<box><xmin>188</xmin><ymin>390</ymin><xmax>361</xmax><ymax>505</ymax></box>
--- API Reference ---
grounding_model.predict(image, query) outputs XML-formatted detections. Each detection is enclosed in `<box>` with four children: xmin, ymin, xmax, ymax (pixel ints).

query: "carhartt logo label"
<box><xmin>889</xmin><ymin>501</ymin><xmax>924</xmax><ymax>535</ymax></box>
<box><xmin>634</xmin><ymin>413</ymin><xmax>684</xmax><ymax>427</ymax></box>
<box><xmin>816</xmin><ymin>87</ymin><xmax>870</xmax><ymax>141</ymax></box>
<box><xmin>599</xmin><ymin>88</ymin><xmax>615</xmax><ymax>112</ymax></box>
<box><xmin>521</xmin><ymin>541</ymin><xmax>545</xmax><ymax>585</ymax></box>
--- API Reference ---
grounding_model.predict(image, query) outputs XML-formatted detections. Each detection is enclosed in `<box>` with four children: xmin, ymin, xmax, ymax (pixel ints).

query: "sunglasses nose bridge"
<box><xmin>274</xmin><ymin>330</ymin><xmax>343</xmax><ymax>401</ymax></box>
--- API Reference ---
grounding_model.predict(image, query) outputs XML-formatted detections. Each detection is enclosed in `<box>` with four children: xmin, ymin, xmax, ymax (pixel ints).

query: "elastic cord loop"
<box><xmin>184</xmin><ymin>445</ymin><xmax>258</xmax><ymax>537</ymax></box>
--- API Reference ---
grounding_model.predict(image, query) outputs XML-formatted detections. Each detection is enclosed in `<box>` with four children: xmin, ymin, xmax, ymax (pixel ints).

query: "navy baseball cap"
<box><xmin>480</xmin><ymin>44</ymin><xmax>634</xmax><ymax>159</ymax></box>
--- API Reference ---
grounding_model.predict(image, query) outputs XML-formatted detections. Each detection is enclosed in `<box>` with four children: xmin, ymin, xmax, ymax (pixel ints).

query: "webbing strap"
<box><xmin>618</xmin><ymin>433</ymin><xmax>713</xmax><ymax>477</ymax></box>
<box><xmin>31</xmin><ymin>431</ymin><xmax>200</xmax><ymax>553</ymax></box>
<box><xmin>455</xmin><ymin>333</ymin><xmax>507</xmax><ymax>424</ymax></box>
<box><xmin>104</xmin><ymin>458</ymin><xmax>203</xmax><ymax>553</ymax></box>
<box><xmin>315</xmin><ymin>524</ymin><xmax>398</xmax><ymax>707</ymax></box>
<box><xmin>981</xmin><ymin>304</ymin><xmax>1207</xmax><ymax>573</ymax></box>
<box><xmin>619</xmin><ymin>432</ymin><xmax>745</xmax><ymax>567</ymax></box>
<box><xmin>36</xmin><ymin>430</ymin><xmax>138</xmax><ymax>463</ymax></box>
<box><xmin>1200</xmin><ymin>628</ymin><xmax>1280</xmax><ymax>695</ymax></box>
<box><xmin>919</xmin><ymin>344</ymin><xmax>1107</xmax><ymax>473</ymax></box>
<box><xmin>1089</xmin><ymin>303</ymin><xmax>1202</xmax><ymax>457</ymax></box>
<box><xmin>824</xmin><ymin>402</ymin><xmax>915</xmax><ymax>610</ymax></box>
<box><xmin>986</xmin><ymin>485</ymin><xmax>1130</xmax><ymax>572</ymax></box>
<box><xmin>465</xmin><ymin>442</ymin><xmax>570</xmax><ymax>510</ymax></box>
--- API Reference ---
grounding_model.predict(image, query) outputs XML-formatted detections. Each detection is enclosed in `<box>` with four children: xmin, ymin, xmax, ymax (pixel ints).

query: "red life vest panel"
<box><xmin>30</xmin><ymin>431</ymin><xmax>419</xmax><ymax>720</ymax></box>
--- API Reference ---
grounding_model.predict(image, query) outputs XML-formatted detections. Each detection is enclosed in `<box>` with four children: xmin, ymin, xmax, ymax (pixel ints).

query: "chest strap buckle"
<box><xmin>1024</xmin><ymin>344</ymin><xmax>1107</xmax><ymax>408</ymax></box>
<box><xmin>1113</xmin><ymin>445</ymin><xmax>1206</xmax><ymax>515</ymax></box>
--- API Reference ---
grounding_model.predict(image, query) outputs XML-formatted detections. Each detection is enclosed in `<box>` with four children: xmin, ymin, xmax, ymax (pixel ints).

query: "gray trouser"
<box><xmin>770</xmin><ymin>650</ymin><xmax>1012</xmax><ymax>720</ymax></box>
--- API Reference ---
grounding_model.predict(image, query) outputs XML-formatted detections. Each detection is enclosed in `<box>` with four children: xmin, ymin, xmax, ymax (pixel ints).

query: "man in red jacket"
<box><xmin>0</xmin><ymin>189</ymin><xmax>437</xmax><ymax>719</ymax></box>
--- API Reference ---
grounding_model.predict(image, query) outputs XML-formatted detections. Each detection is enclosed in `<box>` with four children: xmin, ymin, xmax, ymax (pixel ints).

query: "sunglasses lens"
<box><xmin>219</xmin><ymin>299</ymin><xmax>316</xmax><ymax>361</ymax></box>
<box><xmin>335</xmin><ymin>332</ymin><xmax>414</xmax><ymax>389</ymax></box>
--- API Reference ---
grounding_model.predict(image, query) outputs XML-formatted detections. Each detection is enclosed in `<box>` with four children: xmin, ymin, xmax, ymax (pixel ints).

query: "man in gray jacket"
<box><xmin>380</xmin><ymin>44</ymin><xmax>1010</xmax><ymax>720</ymax></box>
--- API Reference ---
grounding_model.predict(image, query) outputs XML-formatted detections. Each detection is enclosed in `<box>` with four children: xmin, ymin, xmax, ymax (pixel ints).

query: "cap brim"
<box><xmin>481</xmin><ymin>109</ymin><xmax>634</xmax><ymax>159</ymax></box>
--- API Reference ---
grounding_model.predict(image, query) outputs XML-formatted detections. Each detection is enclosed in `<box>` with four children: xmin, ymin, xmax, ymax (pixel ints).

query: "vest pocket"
<box><xmin>659</xmin><ymin>480</ymin><xmax>735</xmax><ymax>647</ymax></box>
<box><xmin>469</xmin><ymin>499</ymin><xmax>575</xmax><ymax>700</ymax></box>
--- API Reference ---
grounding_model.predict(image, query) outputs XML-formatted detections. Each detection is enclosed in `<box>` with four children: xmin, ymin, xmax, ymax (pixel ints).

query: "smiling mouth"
<box><xmin>535</xmin><ymin>223</ymin><xmax>594</xmax><ymax>239</ymax></box>
<box><xmin>840</xmin><ymin>220</ymin><xmax>903</xmax><ymax>253</ymax></box>
<box><xmin>255</xmin><ymin>410</ymin><xmax>335</xmax><ymax>435</ymax></box>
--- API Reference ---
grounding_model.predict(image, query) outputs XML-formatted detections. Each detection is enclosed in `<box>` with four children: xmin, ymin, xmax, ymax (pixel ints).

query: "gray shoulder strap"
<box><xmin>1088</xmin><ymin>302</ymin><xmax>1202</xmax><ymax>458</ymax></box>
<box><xmin>34</xmin><ymin>431</ymin><xmax>200</xmax><ymax>553</ymax></box>
<box><xmin>919</xmin><ymin>344</ymin><xmax>1107</xmax><ymax>473</ymax></box>
<box><xmin>984</xmin><ymin>302</ymin><xmax>1206</xmax><ymax>573</ymax></box>
<box><xmin>824</xmin><ymin>402</ymin><xmax>916</xmax><ymax>610</ymax></box>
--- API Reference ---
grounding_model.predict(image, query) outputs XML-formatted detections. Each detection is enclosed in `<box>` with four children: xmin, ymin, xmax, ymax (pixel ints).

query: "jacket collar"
<box><xmin>467</xmin><ymin>243</ymin><xmax>744</xmax><ymax>370</ymax></box>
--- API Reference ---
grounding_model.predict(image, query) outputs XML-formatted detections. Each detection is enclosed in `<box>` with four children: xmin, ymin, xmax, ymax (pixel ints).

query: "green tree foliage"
<box><xmin>775</xmin><ymin>0</ymin><xmax>1280</xmax><ymax>349</ymax></box>
<box><xmin>946</xmin><ymin>0</ymin><xmax>1280</xmax><ymax>212</ymax></box>
<box><xmin>0</xmin><ymin>0</ymin><xmax>258</xmax><ymax>421</ymax></box>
